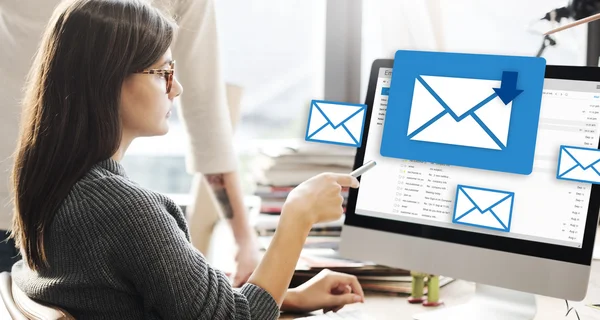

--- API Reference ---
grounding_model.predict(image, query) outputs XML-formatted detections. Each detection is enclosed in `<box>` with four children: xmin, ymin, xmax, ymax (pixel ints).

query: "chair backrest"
<box><xmin>0</xmin><ymin>271</ymin><xmax>76</xmax><ymax>320</ymax></box>
<box><xmin>0</xmin><ymin>271</ymin><xmax>27</xmax><ymax>320</ymax></box>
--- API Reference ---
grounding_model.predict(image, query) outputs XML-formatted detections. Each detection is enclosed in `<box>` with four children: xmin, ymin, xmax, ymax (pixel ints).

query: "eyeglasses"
<box><xmin>135</xmin><ymin>60</ymin><xmax>176</xmax><ymax>94</ymax></box>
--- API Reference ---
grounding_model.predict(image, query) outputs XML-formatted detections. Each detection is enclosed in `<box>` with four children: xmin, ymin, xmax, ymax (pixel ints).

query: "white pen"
<box><xmin>350</xmin><ymin>160</ymin><xmax>377</xmax><ymax>178</ymax></box>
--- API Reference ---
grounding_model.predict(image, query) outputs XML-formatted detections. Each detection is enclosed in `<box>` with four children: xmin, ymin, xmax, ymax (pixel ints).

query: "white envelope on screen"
<box><xmin>406</xmin><ymin>75</ymin><xmax>513</xmax><ymax>150</ymax></box>
<box><xmin>305</xmin><ymin>100</ymin><xmax>367</xmax><ymax>148</ymax></box>
<box><xmin>452</xmin><ymin>185</ymin><xmax>514</xmax><ymax>232</ymax></box>
<box><xmin>557</xmin><ymin>145</ymin><xmax>600</xmax><ymax>184</ymax></box>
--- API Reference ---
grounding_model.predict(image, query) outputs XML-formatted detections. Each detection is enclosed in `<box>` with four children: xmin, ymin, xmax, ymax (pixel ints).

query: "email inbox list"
<box><xmin>537</xmin><ymin>92</ymin><xmax>599</xmax><ymax>244</ymax></box>
<box><xmin>562</xmin><ymin>185</ymin><xmax>588</xmax><ymax>242</ymax></box>
<box><xmin>392</xmin><ymin>162</ymin><xmax>452</xmax><ymax>220</ymax></box>
<box><xmin>376</xmin><ymin>95</ymin><xmax>387</xmax><ymax>126</ymax></box>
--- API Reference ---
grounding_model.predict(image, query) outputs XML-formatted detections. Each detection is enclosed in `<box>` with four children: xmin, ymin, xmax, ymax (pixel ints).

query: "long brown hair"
<box><xmin>10</xmin><ymin>0</ymin><xmax>177</xmax><ymax>271</ymax></box>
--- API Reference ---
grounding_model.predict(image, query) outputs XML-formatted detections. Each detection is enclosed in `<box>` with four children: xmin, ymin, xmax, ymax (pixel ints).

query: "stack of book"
<box><xmin>254</xmin><ymin>185</ymin><xmax>350</xmax><ymax>214</ymax></box>
<box><xmin>249</xmin><ymin>139</ymin><xmax>355</xmax><ymax>236</ymax></box>
<box><xmin>252</xmin><ymin>214</ymin><xmax>345</xmax><ymax>237</ymax></box>
<box><xmin>251</xmin><ymin>138</ymin><xmax>356</xmax><ymax>190</ymax></box>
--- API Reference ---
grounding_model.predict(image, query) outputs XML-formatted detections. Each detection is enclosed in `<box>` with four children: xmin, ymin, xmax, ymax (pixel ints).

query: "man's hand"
<box><xmin>281</xmin><ymin>269</ymin><xmax>365</xmax><ymax>314</ymax></box>
<box><xmin>205</xmin><ymin>171</ymin><xmax>261</xmax><ymax>287</ymax></box>
<box><xmin>231</xmin><ymin>236</ymin><xmax>261</xmax><ymax>287</ymax></box>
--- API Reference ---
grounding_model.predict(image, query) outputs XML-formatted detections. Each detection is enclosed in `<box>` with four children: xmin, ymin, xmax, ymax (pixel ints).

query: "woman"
<box><xmin>9</xmin><ymin>0</ymin><xmax>364</xmax><ymax>319</ymax></box>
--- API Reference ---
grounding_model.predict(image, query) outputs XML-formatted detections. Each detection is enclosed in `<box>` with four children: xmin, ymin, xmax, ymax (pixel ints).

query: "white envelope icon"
<box><xmin>557</xmin><ymin>145</ymin><xmax>600</xmax><ymax>184</ymax></box>
<box><xmin>406</xmin><ymin>75</ymin><xmax>513</xmax><ymax>150</ymax></box>
<box><xmin>452</xmin><ymin>185</ymin><xmax>514</xmax><ymax>232</ymax></box>
<box><xmin>305</xmin><ymin>100</ymin><xmax>366</xmax><ymax>147</ymax></box>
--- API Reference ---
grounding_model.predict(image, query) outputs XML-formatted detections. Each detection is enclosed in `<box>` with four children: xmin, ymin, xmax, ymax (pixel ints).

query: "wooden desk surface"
<box><xmin>207</xmin><ymin>221</ymin><xmax>600</xmax><ymax>319</ymax></box>
<box><xmin>279</xmin><ymin>261</ymin><xmax>600</xmax><ymax>319</ymax></box>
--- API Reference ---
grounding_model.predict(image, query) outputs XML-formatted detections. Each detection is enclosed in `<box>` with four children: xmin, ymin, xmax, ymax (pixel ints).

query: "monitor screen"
<box><xmin>352</xmin><ymin>65</ymin><xmax>600</xmax><ymax>252</ymax></box>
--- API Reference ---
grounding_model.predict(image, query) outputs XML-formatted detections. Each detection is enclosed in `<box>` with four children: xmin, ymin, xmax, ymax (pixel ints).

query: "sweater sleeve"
<box><xmin>86</xmin><ymin>183</ymin><xmax>279</xmax><ymax>320</ymax></box>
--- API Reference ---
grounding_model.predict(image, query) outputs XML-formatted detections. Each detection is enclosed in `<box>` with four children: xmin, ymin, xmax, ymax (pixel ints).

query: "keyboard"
<box><xmin>296</xmin><ymin>310</ymin><xmax>375</xmax><ymax>319</ymax></box>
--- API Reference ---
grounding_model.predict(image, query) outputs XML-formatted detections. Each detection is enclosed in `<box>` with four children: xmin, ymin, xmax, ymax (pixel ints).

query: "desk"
<box><xmin>207</xmin><ymin>221</ymin><xmax>600</xmax><ymax>320</ymax></box>
<box><xmin>279</xmin><ymin>262</ymin><xmax>600</xmax><ymax>319</ymax></box>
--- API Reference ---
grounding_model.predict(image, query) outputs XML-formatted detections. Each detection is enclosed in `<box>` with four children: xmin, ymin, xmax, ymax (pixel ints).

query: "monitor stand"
<box><xmin>413</xmin><ymin>283</ymin><xmax>537</xmax><ymax>320</ymax></box>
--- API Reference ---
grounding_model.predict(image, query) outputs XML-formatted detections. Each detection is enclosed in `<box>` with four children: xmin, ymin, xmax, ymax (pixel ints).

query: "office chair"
<box><xmin>0</xmin><ymin>272</ymin><xmax>26</xmax><ymax>320</ymax></box>
<box><xmin>0</xmin><ymin>272</ymin><xmax>75</xmax><ymax>320</ymax></box>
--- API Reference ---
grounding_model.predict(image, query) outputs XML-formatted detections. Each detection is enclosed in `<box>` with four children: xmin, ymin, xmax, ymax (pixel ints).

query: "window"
<box><xmin>216</xmin><ymin>0</ymin><xmax>326</xmax><ymax>146</ymax></box>
<box><xmin>121</xmin><ymin>0</ymin><xmax>327</xmax><ymax>195</ymax></box>
<box><xmin>360</xmin><ymin>0</ymin><xmax>588</xmax><ymax>102</ymax></box>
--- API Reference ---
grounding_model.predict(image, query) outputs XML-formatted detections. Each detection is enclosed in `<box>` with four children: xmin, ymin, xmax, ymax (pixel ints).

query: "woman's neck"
<box><xmin>111</xmin><ymin>134</ymin><xmax>134</xmax><ymax>162</ymax></box>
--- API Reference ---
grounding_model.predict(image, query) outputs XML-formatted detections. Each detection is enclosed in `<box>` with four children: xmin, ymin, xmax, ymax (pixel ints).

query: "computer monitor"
<box><xmin>339</xmin><ymin>59</ymin><xmax>600</xmax><ymax>320</ymax></box>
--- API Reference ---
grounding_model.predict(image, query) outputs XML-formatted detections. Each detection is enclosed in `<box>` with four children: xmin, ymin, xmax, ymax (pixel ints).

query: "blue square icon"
<box><xmin>380</xmin><ymin>50</ymin><xmax>546</xmax><ymax>175</ymax></box>
<box><xmin>305</xmin><ymin>100</ymin><xmax>367</xmax><ymax>148</ymax></box>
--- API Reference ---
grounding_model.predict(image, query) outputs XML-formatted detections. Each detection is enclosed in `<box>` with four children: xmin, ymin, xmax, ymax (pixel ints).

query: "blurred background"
<box><xmin>120</xmin><ymin>0</ymin><xmax>594</xmax><ymax>198</ymax></box>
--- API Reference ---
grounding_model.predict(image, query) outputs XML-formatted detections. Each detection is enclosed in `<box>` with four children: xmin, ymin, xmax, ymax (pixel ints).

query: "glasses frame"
<box><xmin>135</xmin><ymin>60</ymin><xmax>176</xmax><ymax>94</ymax></box>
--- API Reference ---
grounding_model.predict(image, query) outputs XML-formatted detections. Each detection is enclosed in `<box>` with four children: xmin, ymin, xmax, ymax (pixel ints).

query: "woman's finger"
<box><xmin>331</xmin><ymin>283</ymin><xmax>351</xmax><ymax>295</ymax></box>
<box><xmin>328</xmin><ymin>292</ymin><xmax>363</xmax><ymax>306</ymax></box>
<box><xmin>331</xmin><ymin>273</ymin><xmax>365</xmax><ymax>299</ymax></box>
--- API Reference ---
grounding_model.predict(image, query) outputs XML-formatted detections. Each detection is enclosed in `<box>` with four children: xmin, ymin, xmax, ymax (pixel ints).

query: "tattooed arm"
<box><xmin>205</xmin><ymin>171</ymin><xmax>261</xmax><ymax>287</ymax></box>
<box><xmin>204</xmin><ymin>172</ymin><xmax>236</xmax><ymax>219</ymax></box>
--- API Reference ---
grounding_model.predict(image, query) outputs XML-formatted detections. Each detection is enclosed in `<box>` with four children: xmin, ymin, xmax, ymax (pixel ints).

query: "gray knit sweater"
<box><xmin>11</xmin><ymin>158</ymin><xmax>280</xmax><ymax>319</ymax></box>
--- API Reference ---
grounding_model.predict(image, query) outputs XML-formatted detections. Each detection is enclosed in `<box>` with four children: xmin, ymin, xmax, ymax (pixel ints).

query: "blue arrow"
<box><xmin>493</xmin><ymin>71</ymin><xmax>524</xmax><ymax>105</ymax></box>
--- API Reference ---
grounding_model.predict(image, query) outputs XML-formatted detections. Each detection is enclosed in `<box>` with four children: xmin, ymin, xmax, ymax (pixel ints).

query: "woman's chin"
<box><xmin>147</xmin><ymin>124</ymin><xmax>170</xmax><ymax>137</ymax></box>
<box><xmin>135</xmin><ymin>121</ymin><xmax>170</xmax><ymax>138</ymax></box>
<box><xmin>157</xmin><ymin>124</ymin><xmax>169</xmax><ymax>136</ymax></box>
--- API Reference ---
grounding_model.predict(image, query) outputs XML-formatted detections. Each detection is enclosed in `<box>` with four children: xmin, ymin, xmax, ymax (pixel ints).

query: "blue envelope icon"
<box><xmin>305</xmin><ymin>100</ymin><xmax>367</xmax><ymax>147</ymax></box>
<box><xmin>557</xmin><ymin>145</ymin><xmax>600</xmax><ymax>184</ymax></box>
<box><xmin>452</xmin><ymin>185</ymin><xmax>514</xmax><ymax>232</ymax></box>
<box><xmin>380</xmin><ymin>50</ymin><xmax>546</xmax><ymax>175</ymax></box>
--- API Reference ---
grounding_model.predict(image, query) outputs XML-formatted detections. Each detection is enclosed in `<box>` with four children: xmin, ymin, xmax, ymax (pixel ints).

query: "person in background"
<box><xmin>0</xmin><ymin>0</ymin><xmax>261</xmax><ymax>285</ymax></box>
<box><xmin>8</xmin><ymin>0</ymin><xmax>365</xmax><ymax>319</ymax></box>
<box><xmin>155</xmin><ymin>0</ymin><xmax>261</xmax><ymax>288</ymax></box>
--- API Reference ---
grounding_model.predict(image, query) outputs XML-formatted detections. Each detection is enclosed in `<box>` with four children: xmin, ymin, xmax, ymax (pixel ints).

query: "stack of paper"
<box><xmin>251</xmin><ymin>138</ymin><xmax>355</xmax><ymax>188</ymax></box>
<box><xmin>249</xmin><ymin>139</ymin><xmax>355</xmax><ymax>215</ymax></box>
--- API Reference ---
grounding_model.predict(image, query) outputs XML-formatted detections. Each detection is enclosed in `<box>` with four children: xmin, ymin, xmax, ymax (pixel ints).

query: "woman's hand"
<box><xmin>282</xmin><ymin>173</ymin><xmax>359</xmax><ymax>227</ymax></box>
<box><xmin>281</xmin><ymin>269</ymin><xmax>365</xmax><ymax>314</ymax></box>
<box><xmin>245</xmin><ymin>173</ymin><xmax>359</xmax><ymax>307</ymax></box>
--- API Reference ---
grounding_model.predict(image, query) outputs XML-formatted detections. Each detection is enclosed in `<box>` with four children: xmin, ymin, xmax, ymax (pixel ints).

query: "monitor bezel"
<box><xmin>344</xmin><ymin>59</ymin><xmax>600</xmax><ymax>266</ymax></box>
